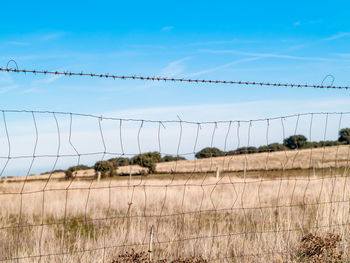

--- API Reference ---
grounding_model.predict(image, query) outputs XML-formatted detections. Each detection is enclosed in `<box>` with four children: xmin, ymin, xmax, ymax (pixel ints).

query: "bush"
<box><xmin>318</xmin><ymin>140</ymin><xmax>344</xmax><ymax>147</ymax></box>
<box><xmin>267</xmin><ymin>143</ymin><xmax>286</xmax><ymax>152</ymax></box>
<box><xmin>338</xmin><ymin>128</ymin><xmax>350</xmax><ymax>144</ymax></box>
<box><xmin>257</xmin><ymin>145</ymin><xmax>270</xmax><ymax>153</ymax></box>
<box><xmin>258</xmin><ymin>143</ymin><xmax>286</xmax><ymax>153</ymax></box>
<box><xmin>303</xmin><ymin>142</ymin><xmax>319</xmax><ymax>149</ymax></box>
<box><xmin>93</xmin><ymin>160</ymin><xmax>117</xmax><ymax>178</ymax></box>
<box><xmin>297</xmin><ymin>233</ymin><xmax>343</xmax><ymax>262</ymax></box>
<box><xmin>108</xmin><ymin>157</ymin><xmax>131</xmax><ymax>167</ymax></box>
<box><xmin>283</xmin><ymin>135</ymin><xmax>308</xmax><ymax>149</ymax></box>
<box><xmin>195</xmin><ymin>147</ymin><xmax>225</xmax><ymax>159</ymax></box>
<box><xmin>131</xmin><ymin>152</ymin><xmax>162</xmax><ymax>174</ymax></box>
<box><xmin>161</xmin><ymin>155</ymin><xmax>186</xmax><ymax>162</ymax></box>
<box><xmin>227</xmin><ymin>147</ymin><xmax>258</xmax><ymax>155</ymax></box>
<box><xmin>237</xmin><ymin>146</ymin><xmax>258</xmax><ymax>154</ymax></box>
<box><xmin>65</xmin><ymin>165</ymin><xmax>90</xmax><ymax>180</ymax></box>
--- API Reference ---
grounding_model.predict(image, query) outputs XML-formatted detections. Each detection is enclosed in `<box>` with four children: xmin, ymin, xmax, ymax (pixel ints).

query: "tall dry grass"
<box><xmin>1</xmin><ymin>169</ymin><xmax>350</xmax><ymax>262</ymax></box>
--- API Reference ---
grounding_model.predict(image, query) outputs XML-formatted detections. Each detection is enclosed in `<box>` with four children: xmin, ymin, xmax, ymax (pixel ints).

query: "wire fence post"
<box><xmin>216</xmin><ymin>166</ymin><xmax>220</xmax><ymax>180</ymax></box>
<box><xmin>313</xmin><ymin>160</ymin><xmax>317</xmax><ymax>178</ymax></box>
<box><xmin>149</xmin><ymin>225</ymin><xmax>154</xmax><ymax>262</ymax></box>
<box><xmin>243</xmin><ymin>159</ymin><xmax>247</xmax><ymax>180</ymax></box>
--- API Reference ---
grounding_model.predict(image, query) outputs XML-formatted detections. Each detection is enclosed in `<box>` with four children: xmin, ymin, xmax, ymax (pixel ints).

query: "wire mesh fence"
<box><xmin>0</xmin><ymin>110</ymin><xmax>350</xmax><ymax>262</ymax></box>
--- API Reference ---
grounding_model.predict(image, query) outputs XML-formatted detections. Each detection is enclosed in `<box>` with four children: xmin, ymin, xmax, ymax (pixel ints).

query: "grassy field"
<box><xmin>2</xmin><ymin>144</ymin><xmax>350</xmax><ymax>183</ymax></box>
<box><xmin>1</xmin><ymin>146</ymin><xmax>350</xmax><ymax>262</ymax></box>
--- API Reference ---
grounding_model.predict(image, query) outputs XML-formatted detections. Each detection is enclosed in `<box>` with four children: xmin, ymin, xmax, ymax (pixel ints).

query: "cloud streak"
<box><xmin>162</xmin><ymin>26</ymin><xmax>174</xmax><ymax>31</ymax></box>
<box><xmin>184</xmin><ymin>57</ymin><xmax>261</xmax><ymax>77</ymax></box>
<box><xmin>323</xmin><ymin>32</ymin><xmax>350</xmax><ymax>41</ymax></box>
<box><xmin>199</xmin><ymin>49</ymin><xmax>340</xmax><ymax>62</ymax></box>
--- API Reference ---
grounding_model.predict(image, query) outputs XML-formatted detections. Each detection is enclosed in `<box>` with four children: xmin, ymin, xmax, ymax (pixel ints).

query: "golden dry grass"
<box><xmin>1</xmin><ymin>169</ymin><xmax>350</xmax><ymax>262</ymax></box>
<box><xmin>1</xmin><ymin>145</ymin><xmax>350</xmax><ymax>262</ymax></box>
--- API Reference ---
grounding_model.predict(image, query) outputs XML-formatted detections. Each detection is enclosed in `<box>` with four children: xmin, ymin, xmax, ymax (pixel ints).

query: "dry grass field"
<box><xmin>1</xmin><ymin>146</ymin><xmax>350</xmax><ymax>262</ymax></box>
<box><xmin>2</xmin><ymin>145</ymin><xmax>350</xmax><ymax>183</ymax></box>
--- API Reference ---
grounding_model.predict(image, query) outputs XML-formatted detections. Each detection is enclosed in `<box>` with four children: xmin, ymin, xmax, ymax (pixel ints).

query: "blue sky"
<box><xmin>0</xmin><ymin>0</ymin><xmax>350</xmax><ymax>119</ymax></box>
<box><xmin>1</xmin><ymin>1</ymin><xmax>350</xmax><ymax>174</ymax></box>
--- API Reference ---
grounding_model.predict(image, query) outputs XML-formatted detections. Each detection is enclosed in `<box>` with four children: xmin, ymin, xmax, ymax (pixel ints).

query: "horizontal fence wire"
<box><xmin>1</xmin><ymin>67</ymin><xmax>349</xmax><ymax>89</ymax></box>
<box><xmin>0</xmin><ymin>110</ymin><xmax>350</xmax><ymax>262</ymax></box>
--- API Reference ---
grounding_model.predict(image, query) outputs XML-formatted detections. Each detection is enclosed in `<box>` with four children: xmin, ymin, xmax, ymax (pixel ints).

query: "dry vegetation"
<box><xmin>2</xmin><ymin>145</ymin><xmax>350</xmax><ymax>182</ymax></box>
<box><xmin>1</xmin><ymin>146</ymin><xmax>350</xmax><ymax>262</ymax></box>
<box><xmin>1</xmin><ymin>174</ymin><xmax>350</xmax><ymax>262</ymax></box>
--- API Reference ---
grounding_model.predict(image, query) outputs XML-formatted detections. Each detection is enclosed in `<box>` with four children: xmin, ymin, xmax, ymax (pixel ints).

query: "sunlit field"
<box><xmin>1</xmin><ymin>174</ymin><xmax>350</xmax><ymax>261</ymax></box>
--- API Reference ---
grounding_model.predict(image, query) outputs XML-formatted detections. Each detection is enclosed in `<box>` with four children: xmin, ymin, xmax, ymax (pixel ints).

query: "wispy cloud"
<box><xmin>34</xmin><ymin>74</ymin><xmax>63</xmax><ymax>85</ymax></box>
<box><xmin>134</xmin><ymin>57</ymin><xmax>191</xmax><ymax>90</ymax></box>
<box><xmin>160</xmin><ymin>57</ymin><xmax>191</xmax><ymax>77</ymax></box>
<box><xmin>162</xmin><ymin>26</ymin><xmax>174</xmax><ymax>31</ymax></box>
<box><xmin>26</xmin><ymin>69</ymin><xmax>66</xmax><ymax>93</ymax></box>
<box><xmin>185</xmin><ymin>47</ymin><xmax>349</xmax><ymax>77</ymax></box>
<box><xmin>187</xmin><ymin>39</ymin><xmax>259</xmax><ymax>46</ymax></box>
<box><xmin>199</xmin><ymin>49</ymin><xmax>341</xmax><ymax>62</ymax></box>
<box><xmin>6</xmin><ymin>41</ymin><xmax>29</xmax><ymax>46</ymax></box>
<box><xmin>0</xmin><ymin>74</ymin><xmax>19</xmax><ymax>94</ymax></box>
<box><xmin>323</xmin><ymin>32</ymin><xmax>350</xmax><ymax>41</ymax></box>
<box><xmin>335</xmin><ymin>53</ymin><xmax>350</xmax><ymax>57</ymax></box>
<box><xmin>103</xmin><ymin>98</ymin><xmax>350</xmax><ymax>122</ymax></box>
<box><xmin>184</xmin><ymin>57</ymin><xmax>261</xmax><ymax>77</ymax></box>
<box><xmin>21</xmin><ymin>88</ymin><xmax>46</xmax><ymax>94</ymax></box>
<box><xmin>0</xmin><ymin>85</ymin><xmax>18</xmax><ymax>94</ymax></box>
<box><xmin>41</xmin><ymin>32</ymin><xmax>67</xmax><ymax>41</ymax></box>
<box><xmin>293</xmin><ymin>21</ymin><xmax>301</xmax><ymax>27</ymax></box>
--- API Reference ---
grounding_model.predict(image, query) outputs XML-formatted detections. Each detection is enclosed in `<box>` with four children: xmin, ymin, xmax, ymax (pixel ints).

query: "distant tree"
<box><xmin>283</xmin><ymin>135</ymin><xmax>308</xmax><ymax>149</ymax></box>
<box><xmin>318</xmin><ymin>140</ymin><xmax>344</xmax><ymax>147</ymax></box>
<box><xmin>65</xmin><ymin>165</ymin><xmax>90</xmax><ymax>180</ymax></box>
<box><xmin>161</xmin><ymin>155</ymin><xmax>186</xmax><ymax>162</ymax></box>
<box><xmin>257</xmin><ymin>145</ymin><xmax>270</xmax><ymax>153</ymax></box>
<box><xmin>338</xmin><ymin>128</ymin><xmax>350</xmax><ymax>144</ymax></box>
<box><xmin>93</xmin><ymin>161</ymin><xmax>117</xmax><ymax>178</ymax></box>
<box><xmin>304</xmin><ymin>142</ymin><xmax>320</xmax><ymax>149</ymax></box>
<box><xmin>235</xmin><ymin>147</ymin><xmax>258</xmax><ymax>154</ymax></box>
<box><xmin>195</xmin><ymin>147</ymin><xmax>225</xmax><ymax>159</ymax></box>
<box><xmin>227</xmin><ymin>147</ymin><xmax>259</xmax><ymax>155</ymax></box>
<box><xmin>267</xmin><ymin>143</ymin><xmax>286</xmax><ymax>152</ymax></box>
<box><xmin>108</xmin><ymin>157</ymin><xmax>131</xmax><ymax>167</ymax></box>
<box><xmin>131</xmin><ymin>152</ymin><xmax>162</xmax><ymax>174</ymax></box>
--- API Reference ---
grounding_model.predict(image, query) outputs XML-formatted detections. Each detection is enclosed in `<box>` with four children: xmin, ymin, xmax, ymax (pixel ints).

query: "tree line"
<box><xmin>64</xmin><ymin>153</ymin><xmax>186</xmax><ymax>179</ymax></box>
<box><xmin>62</xmin><ymin>128</ymin><xmax>350</xmax><ymax>179</ymax></box>
<box><xmin>195</xmin><ymin>128</ymin><xmax>350</xmax><ymax>158</ymax></box>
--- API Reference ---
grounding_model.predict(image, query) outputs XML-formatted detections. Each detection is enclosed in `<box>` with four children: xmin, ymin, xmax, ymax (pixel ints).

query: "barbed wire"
<box><xmin>1</xmin><ymin>66</ymin><xmax>350</xmax><ymax>90</ymax></box>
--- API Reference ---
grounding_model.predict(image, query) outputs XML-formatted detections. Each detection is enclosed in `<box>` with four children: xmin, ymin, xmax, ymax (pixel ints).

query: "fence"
<box><xmin>0</xmin><ymin>110</ymin><xmax>349</xmax><ymax>262</ymax></box>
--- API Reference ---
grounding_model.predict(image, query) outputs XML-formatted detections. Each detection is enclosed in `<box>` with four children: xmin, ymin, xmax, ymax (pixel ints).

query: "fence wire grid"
<box><xmin>0</xmin><ymin>110</ymin><xmax>350</xmax><ymax>262</ymax></box>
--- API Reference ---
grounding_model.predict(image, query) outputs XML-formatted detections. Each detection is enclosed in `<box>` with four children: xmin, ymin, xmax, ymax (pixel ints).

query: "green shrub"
<box><xmin>93</xmin><ymin>161</ymin><xmax>117</xmax><ymax>178</ymax></box>
<box><xmin>161</xmin><ymin>155</ymin><xmax>186</xmax><ymax>162</ymax></box>
<box><xmin>257</xmin><ymin>145</ymin><xmax>270</xmax><ymax>153</ymax></box>
<box><xmin>227</xmin><ymin>147</ymin><xmax>258</xmax><ymax>155</ymax></box>
<box><xmin>131</xmin><ymin>152</ymin><xmax>162</xmax><ymax>174</ymax></box>
<box><xmin>65</xmin><ymin>165</ymin><xmax>90</xmax><ymax>180</ymax></box>
<box><xmin>318</xmin><ymin>140</ymin><xmax>344</xmax><ymax>147</ymax></box>
<box><xmin>195</xmin><ymin>147</ymin><xmax>225</xmax><ymax>159</ymax></box>
<box><xmin>267</xmin><ymin>143</ymin><xmax>286</xmax><ymax>152</ymax></box>
<box><xmin>338</xmin><ymin>128</ymin><xmax>350</xmax><ymax>144</ymax></box>
<box><xmin>283</xmin><ymin>135</ymin><xmax>308</xmax><ymax>149</ymax></box>
<box><xmin>108</xmin><ymin>157</ymin><xmax>131</xmax><ymax>167</ymax></box>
